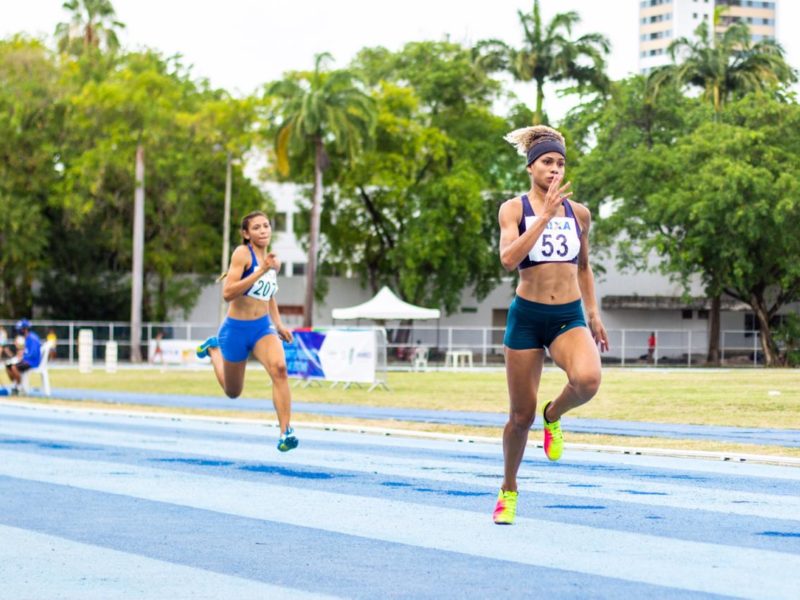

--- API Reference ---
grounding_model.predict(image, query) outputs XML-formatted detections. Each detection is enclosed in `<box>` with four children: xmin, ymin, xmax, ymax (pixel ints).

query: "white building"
<box><xmin>639</xmin><ymin>0</ymin><xmax>778</xmax><ymax>74</ymax></box>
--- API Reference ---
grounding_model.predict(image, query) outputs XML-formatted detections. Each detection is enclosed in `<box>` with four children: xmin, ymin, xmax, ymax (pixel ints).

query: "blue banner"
<box><xmin>283</xmin><ymin>330</ymin><xmax>326</xmax><ymax>379</ymax></box>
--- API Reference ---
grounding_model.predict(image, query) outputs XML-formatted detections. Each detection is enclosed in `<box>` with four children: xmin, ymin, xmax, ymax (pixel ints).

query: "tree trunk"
<box><xmin>750</xmin><ymin>293</ymin><xmax>781</xmax><ymax>366</ymax></box>
<box><xmin>130</xmin><ymin>143</ymin><xmax>145</xmax><ymax>363</ymax></box>
<box><xmin>706</xmin><ymin>294</ymin><xmax>721</xmax><ymax>365</ymax></box>
<box><xmin>534</xmin><ymin>78</ymin><xmax>545</xmax><ymax>125</ymax></box>
<box><xmin>220</xmin><ymin>152</ymin><xmax>232</xmax><ymax>324</ymax></box>
<box><xmin>303</xmin><ymin>137</ymin><xmax>324</xmax><ymax>328</ymax></box>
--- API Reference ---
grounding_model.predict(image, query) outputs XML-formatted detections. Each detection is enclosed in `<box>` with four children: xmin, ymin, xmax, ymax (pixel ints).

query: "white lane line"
<box><xmin>6</xmin><ymin>399</ymin><xmax>800</xmax><ymax>474</ymax></box>
<box><xmin>0</xmin><ymin>524</ymin><xmax>340</xmax><ymax>600</ymax></box>
<box><xmin>2</xmin><ymin>419</ymin><xmax>799</xmax><ymax>522</ymax></box>
<box><xmin>1</xmin><ymin>450</ymin><xmax>799</xmax><ymax>600</ymax></box>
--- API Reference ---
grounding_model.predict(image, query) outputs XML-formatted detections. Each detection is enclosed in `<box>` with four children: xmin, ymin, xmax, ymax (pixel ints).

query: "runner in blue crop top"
<box><xmin>195</xmin><ymin>210</ymin><xmax>298</xmax><ymax>452</ymax></box>
<box><xmin>492</xmin><ymin>125</ymin><xmax>610</xmax><ymax>525</ymax></box>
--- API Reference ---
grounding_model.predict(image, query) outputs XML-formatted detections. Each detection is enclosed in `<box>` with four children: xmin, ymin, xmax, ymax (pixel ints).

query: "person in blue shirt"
<box><xmin>4</xmin><ymin>319</ymin><xmax>41</xmax><ymax>394</ymax></box>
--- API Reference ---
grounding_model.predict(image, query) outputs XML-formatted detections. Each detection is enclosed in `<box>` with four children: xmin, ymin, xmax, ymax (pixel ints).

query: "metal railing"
<box><xmin>0</xmin><ymin>320</ymin><xmax>773</xmax><ymax>368</ymax></box>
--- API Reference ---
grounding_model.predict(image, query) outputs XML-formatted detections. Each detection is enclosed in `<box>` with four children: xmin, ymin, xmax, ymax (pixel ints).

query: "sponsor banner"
<box><xmin>150</xmin><ymin>340</ymin><xmax>210</xmax><ymax>365</ymax></box>
<box><xmin>284</xmin><ymin>329</ymin><xmax>376</xmax><ymax>383</ymax></box>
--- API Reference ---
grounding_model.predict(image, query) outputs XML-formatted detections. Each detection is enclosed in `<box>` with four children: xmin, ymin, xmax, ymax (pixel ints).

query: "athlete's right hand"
<box><xmin>260</xmin><ymin>253</ymin><xmax>280</xmax><ymax>274</ymax></box>
<box><xmin>542</xmin><ymin>176</ymin><xmax>572</xmax><ymax>219</ymax></box>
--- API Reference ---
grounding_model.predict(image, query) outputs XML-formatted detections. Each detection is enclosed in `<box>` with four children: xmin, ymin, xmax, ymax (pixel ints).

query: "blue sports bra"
<box><xmin>241</xmin><ymin>244</ymin><xmax>279</xmax><ymax>302</ymax></box>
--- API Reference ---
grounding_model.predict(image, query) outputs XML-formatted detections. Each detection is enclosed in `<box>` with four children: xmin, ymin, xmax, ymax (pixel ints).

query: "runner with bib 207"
<box><xmin>196</xmin><ymin>210</ymin><xmax>299</xmax><ymax>452</ymax></box>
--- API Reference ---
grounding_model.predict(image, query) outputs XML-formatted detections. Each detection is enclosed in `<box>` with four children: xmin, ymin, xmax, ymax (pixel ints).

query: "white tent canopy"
<box><xmin>331</xmin><ymin>286</ymin><xmax>441</xmax><ymax>321</ymax></box>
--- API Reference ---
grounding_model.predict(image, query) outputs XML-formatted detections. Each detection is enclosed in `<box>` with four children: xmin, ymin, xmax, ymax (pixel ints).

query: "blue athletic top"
<box><xmin>517</xmin><ymin>194</ymin><xmax>582</xmax><ymax>270</ymax></box>
<box><xmin>22</xmin><ymin>331</ymin><xmax>42</xmax><ymax>368</ymax></box>
<box><xmin>241</xmin><ymin>244</ymin><xmax>279</xmax><ymax>302</ymax></box>
<box><xmin>241</xmin><ymin>244</ymin><xmax>259</xmax><ymax>282</ymax></box>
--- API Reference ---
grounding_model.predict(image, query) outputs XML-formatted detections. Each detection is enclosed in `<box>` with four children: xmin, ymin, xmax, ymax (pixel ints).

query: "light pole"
<box><xmin>219</xmin><ymin>150</ymin><xmax>232</xmax><ymax>324</ymax></box>
<box><xmin>130</xmin><ymin>143</ymin><xmax>145</xmax><ymax>362</ymax></box>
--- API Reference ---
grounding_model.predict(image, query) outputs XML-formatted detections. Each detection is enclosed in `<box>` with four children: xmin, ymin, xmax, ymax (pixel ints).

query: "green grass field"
<box><xmin>7</xmin><ymin>366</ymin><xmax>800</xmax><ymax>458</ymax></box>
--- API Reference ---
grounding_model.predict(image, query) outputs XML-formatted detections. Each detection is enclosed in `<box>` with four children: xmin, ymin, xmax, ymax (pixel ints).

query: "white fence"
<box><xmin>0</xmin><ymin>320</ymin><xmax>773</xmax><ymax>368</ymax></box>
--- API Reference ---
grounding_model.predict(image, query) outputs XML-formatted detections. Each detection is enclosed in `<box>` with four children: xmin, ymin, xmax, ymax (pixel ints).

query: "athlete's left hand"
<box><xmin>589</xmin><ymin>317</ymin><xmax>610</xmax><ymax>352</ymax></box>
<box><xmin>277</xmin><ymin>326</ymin><xmax>293</xmax><ymax>344</ymax></box>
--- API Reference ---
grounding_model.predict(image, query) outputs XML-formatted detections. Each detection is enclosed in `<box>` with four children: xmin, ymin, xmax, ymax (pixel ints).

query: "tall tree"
<box><xmin>649</xmin><ymin>20</ymin><xmax>796</xmax><ymax>363</ymax></box>
<box><xmin>265</xmin><ymin>53</ymin><xmax>376</xmax><ymax>327</ymax></box>
<box><xmin>640</xmin><ymin>95</ymin><xmax>800</xmax><ymax>366</ymax></box>
<box><xmin>0</xmin><ymin>37</ymin><xmax>63</xmax><ymax>317</ymax></box>
<box><xmin>55</xmin><ymin>0</ymin><xmax>125</xmax><ymax>56</ymax></box>
<box><xmin>653</xmin><ymin>20</ymin><xmax>795</xmax><ymax>115</ymax></box>
<box><xmin>53</xmin><ymin>51</ymin><xmax>265</xmax><ymax>325</ymax></box>
<box><xmin>474</xmin><ymin>0</ymin><xmax>610</xmax><ymax>124</ymax></box>
<box><xmin>316</xmin><ymin>42</ymin><xmax>515</xmax><ymax>314</ymax></box>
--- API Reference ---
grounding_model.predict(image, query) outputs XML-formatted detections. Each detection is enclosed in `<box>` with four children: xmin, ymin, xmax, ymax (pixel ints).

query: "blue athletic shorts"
<box><xmin>218</xmin><ymin>315</ymin><xmax>277</xmax><ymax>362</ymax></box>
<box><xmin>503</xmin><ymin>296</ymin><xmax>586</xmax><ymax>350</ymax></box>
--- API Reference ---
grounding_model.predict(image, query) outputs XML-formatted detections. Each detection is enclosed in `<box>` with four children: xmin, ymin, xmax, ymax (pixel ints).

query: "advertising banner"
<box><xmin>150</xmin><ymin>340</ymin><xmax>210</xmax><ymax>365</ymax></box>
<box><xmin>284</xmin><ymin>329</ymin><xmax>377</xmax><ymax>384</ymax></box>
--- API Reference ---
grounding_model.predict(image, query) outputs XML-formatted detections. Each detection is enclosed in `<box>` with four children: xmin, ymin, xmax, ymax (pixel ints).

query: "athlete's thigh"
<box><xmin>252</xmin><ymin>334</ymin><xmax>285</xmax><ymax>373</ymax></box>
<box><xmin>548</xmin><ymin>326</ymin><xmax>600</xmax><ymax>380</ymax></box>
<box><xmin>504</xmin><ymin>347</ymin><xmax>546</xmax><ymax>410</ymax></box>
<box><xmin>222</xmin><ymin>359</ymin><xmax>248</xmax><ymax>390</ymax></box>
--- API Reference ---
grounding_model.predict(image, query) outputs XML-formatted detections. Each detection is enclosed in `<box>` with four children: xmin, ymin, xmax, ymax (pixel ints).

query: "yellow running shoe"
<box><xmin>542</xmin><ymin>400</ymin><xmax>563</xmax><ymax>461</ymax></box>
<box><xmin>492</xmin><ymin>489</ymin><xmax>518</xmax><ymax>525</ymax></box>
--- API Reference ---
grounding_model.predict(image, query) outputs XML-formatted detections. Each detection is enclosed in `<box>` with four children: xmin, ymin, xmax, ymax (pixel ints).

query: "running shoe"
<box><xmin>542</xmin><ymin>400</ymin><xmax>563</xmax><ymax>461</ymax></box>
<box><xmin>277</xmin><ymin>427</ymin><xmax>299</xmax><ymax>452</ymax></box>
<box><xmin>196</xmin><ymin>336</ymin><xmax>218</xmax><ymax>359</ymax></box>
<box><xmin>492</xmin><ymin>489</ymin><xmax>518</xmax><ymax>525</ymax></box>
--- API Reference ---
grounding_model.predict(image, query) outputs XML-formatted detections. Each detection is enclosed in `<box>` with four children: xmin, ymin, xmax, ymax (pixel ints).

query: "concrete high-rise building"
<box><xmin>638</xmin><ymin>0</ymin><xmax>778</xmax><ymax>74</ymax></box>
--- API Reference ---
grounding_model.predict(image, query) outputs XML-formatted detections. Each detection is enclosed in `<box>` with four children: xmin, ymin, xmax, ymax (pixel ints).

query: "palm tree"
<box><xmin>266</xmin><ymin>53</ymin><xmax>376</xmax><ymax>327</ymax></box>
<box><xmin>474</xmin><ymin>0</ymin><xmax>610</xmax><ymax>124</ymax></box>
<box><xmin>55</xmin><ymin>0</ymin><xmax>125</xmax><ymax>55</ymax></box>
<box><xmin>653</xmin><ymin>20</ymin><xmax>795</xmax><ymax>114</ymax></box>
<box><xmin>649</xmin><ymin>19</ymin><xmax>795</xmax><ymax>365</ymax></box>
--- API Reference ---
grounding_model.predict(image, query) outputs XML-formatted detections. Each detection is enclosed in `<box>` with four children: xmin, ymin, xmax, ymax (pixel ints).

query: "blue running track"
<box><xmin>31</xmin><ymin>387</ymin><xmax>800</xmax><ymax>448</ymax></box>
<box><xmin>1</xmin><ymin>401</ymin><xmax>799</xmax><ymax>598</ymax></box>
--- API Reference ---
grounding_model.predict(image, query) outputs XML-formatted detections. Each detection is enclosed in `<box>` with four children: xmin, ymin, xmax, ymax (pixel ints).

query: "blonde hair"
<box><xmin>503</xmin><ymin>125</ymin><xmax>566</xmax><ymax>157</ymax></box>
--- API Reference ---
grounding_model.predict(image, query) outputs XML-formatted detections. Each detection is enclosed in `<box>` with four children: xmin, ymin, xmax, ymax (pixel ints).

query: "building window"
<box><xmin>697</xmin><ymin>309</ymin><xmax>709</xmax><ymax>320</ymax></box>
<box><xmin>292</xmin><ymin>262</ymin><xmax>306</xmax><ymax>276</ymax></box>
<box><xmin>682</xmin><ymin>309</ymin><xmax>693</xmax><ymax>319</ymax></box>
<box><xmin>461</xmin><ymin>307</ymin><xmax>478</xmax><ymax>314</ymax></box>
<box><xmin>272</xmin><ymin>212</ymin><xmax>287</xmax><ymax>232</ymax></box>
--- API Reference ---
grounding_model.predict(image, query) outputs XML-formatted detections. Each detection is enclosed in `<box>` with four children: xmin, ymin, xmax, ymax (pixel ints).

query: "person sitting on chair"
<box><xmin>4</xmin><ymin>319</ymin><xmax>42</xmax><ymax>394</ymax></box>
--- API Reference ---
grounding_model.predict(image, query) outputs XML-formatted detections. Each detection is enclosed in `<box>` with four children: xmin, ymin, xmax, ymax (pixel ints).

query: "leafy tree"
<box><xmin>315</xmin><ymin>42</ymin><xmax>520</xmax><ymax>314</ymax></box>
<box><xmin>642</xmin><ymin>96</ymin><xmax>800</xmax><ymax>366</ymax></box>
<box><xmin>0</xmin><ymin>37</ymin><xmax>63</xmax><ymax>317</ymax></box>
<box><xmin>648</xmin><ymin>20</ymin><xmax>796</xmax><ymax>362</ymax></box>
<box><xmin>265</xmin><ymin>53</ymin><xmax>376</xmax><ymax>327</ymax></box>
<box><xmin>52</xmin><ymin>51</ymin><xmax>265</xmax><ymax>322</ymax></box>
<box><xmin>573</xmin><ymin>82</ymin><xmax>800</xmax><ymax>366</ymax></box>
<box><xmin>474</xmin><ymin>0</ymin><xmax>610</xmax><ymax>124</ymax></box>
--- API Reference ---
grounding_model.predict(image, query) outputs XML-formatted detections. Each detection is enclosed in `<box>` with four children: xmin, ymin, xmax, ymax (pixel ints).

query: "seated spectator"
<box><xmin>0</xmin><ymin>326</ymin><xmax>13</xmax><ymax>359</ymax></box>
<box><xmin>46</xmin><ymin>328</ymin><xmax>58</xmax><ymax>360</ymax></box>
<box><xmin>4</xmin><ymin>319</ymin><xmax>42</xmax><ymax>394</ymax></box>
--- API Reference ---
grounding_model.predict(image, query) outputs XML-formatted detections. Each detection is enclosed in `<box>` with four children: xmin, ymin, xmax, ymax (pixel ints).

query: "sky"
<box><xmin>3</xmin><ymin>0</ymin><xmax>800</xmax><ymax>121</ymax></box>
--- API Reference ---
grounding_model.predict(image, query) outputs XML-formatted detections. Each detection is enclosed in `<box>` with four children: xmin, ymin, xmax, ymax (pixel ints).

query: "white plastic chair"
<box><xmin>21</xmin><ymin>341</ymin><xmax>53</xmax><ymax>396</ymax></box>
<box><xmin>412</xmin><ymin>346</ymin><xmax>429</xmax><ymax>371</ymax></box>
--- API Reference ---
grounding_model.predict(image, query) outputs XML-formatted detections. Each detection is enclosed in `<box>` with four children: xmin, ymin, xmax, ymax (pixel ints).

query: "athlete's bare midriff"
<box><xmin>516</xmin><ymin>262</ymin><xmax>581</xmax><ymax>305</ymax></box>
<box><xmin>227</xmin><ymin>294</ymin><xmax>271</xmax><ymax>320</ymax></box>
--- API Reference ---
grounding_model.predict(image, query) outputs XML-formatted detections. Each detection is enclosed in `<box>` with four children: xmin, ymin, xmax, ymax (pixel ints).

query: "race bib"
<box><xmin>245</xmin><ymin>269</ymin><xmax>279</xmax><ymax>302</ymax></box>
<box><xmin>525</xmin><ymin>216</ymin><xmax>581</xmax><ymax>263</ymax></box>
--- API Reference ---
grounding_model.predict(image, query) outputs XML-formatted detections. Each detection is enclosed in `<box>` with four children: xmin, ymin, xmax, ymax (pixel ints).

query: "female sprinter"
<box><xmin>196</xmin><ymin>210</ymin><xmax>298</xmax><ymax>452</ymax></box>
<box><xmin>493</xmin><ymin>126</ymin><xmax>609</xmax><ymax>524</ymax></box>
